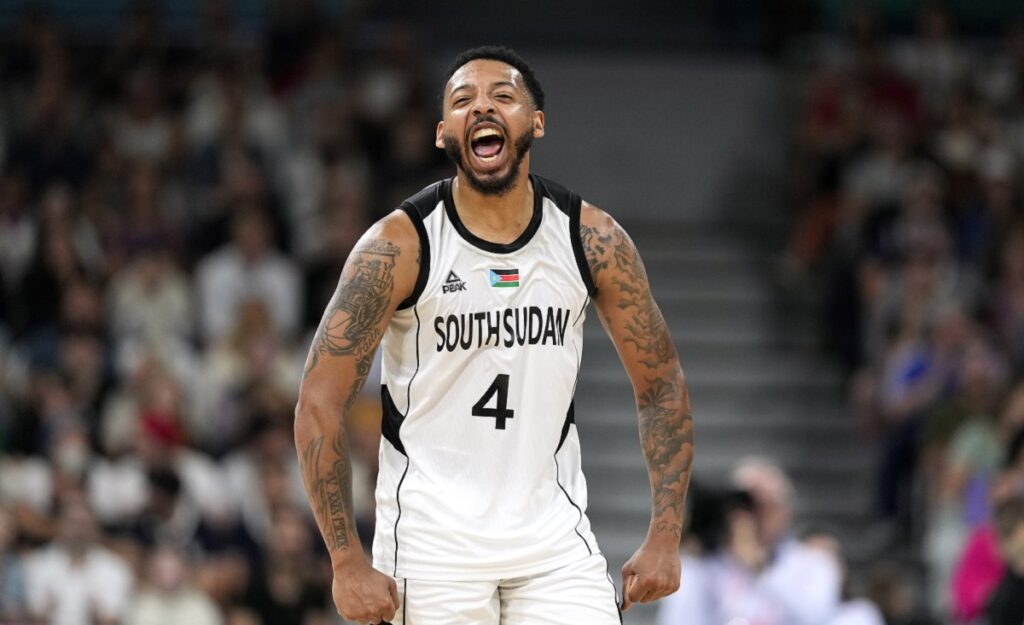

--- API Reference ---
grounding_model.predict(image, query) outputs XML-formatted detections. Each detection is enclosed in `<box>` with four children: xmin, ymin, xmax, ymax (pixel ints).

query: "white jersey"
<box><xmin>372</xmin><ymin>175</ymin><xmax>600</xmax><ymax>581</ymax></box>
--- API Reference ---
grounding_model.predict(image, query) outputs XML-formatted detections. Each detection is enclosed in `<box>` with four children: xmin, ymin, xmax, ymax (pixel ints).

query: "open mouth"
<box><xmin>470</xmin><ymin>125</ymin><xmax>506</xmax><ymax>163</ymax></box>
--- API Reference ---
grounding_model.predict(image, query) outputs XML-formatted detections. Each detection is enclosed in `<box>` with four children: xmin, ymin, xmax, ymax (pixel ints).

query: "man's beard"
<box><xmin>442</xmin><ymin>128</ymin><xmax>533</xmax><ymax>196</ymax></box>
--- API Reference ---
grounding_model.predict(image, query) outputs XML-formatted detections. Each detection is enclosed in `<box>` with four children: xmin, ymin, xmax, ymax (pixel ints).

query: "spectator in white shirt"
<box><xmin>196</xmin><ymin>206</ymin><xmax>301</xmax><ymax>345</ymax></box>
<box><xmin>126</xmin><ymin>544</ymin><xmax>222</xmax><ymax>625</ymax></box>
<box><xmin>658</xmin><ymin>499</ymin><xmax>841</xmax><ymax>625</ymax></box>
<box><xmin>803</xmin><ymin>530</ymin><xmax>887</xmax><ymax>625</ymax></box>
<box><xmin>108</xmin><ymin>242</ymin><xmax>194</xmax><ymax>367</ymax></box>
<box><xmin>658</xmin><ymin>459</ymin><xmax>842</xmax><ymax>625</ymax></box>
<box><xmin>25</xmin><ymin>494</ymin><xmax>133</xmax><ymax>625</ymax></box>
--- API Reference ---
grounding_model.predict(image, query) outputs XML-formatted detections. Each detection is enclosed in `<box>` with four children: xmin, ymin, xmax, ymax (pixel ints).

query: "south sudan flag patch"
<box><xmin>489</xmin><ymin>268</ymin><xmax>520</xmax><ymax>288</ymax></box>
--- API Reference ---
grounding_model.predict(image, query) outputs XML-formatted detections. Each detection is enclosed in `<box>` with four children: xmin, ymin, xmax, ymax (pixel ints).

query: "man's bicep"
<box><xmin>581</xmin><ymin>206</ymin><xmax>678</xmax><ymax>378</ymax></box>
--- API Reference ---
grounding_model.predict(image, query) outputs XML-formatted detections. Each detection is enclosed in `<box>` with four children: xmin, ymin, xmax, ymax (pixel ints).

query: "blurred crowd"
<box><xmin>659</xmin><ymin>458</ymin><xmax>884</xmax><ymax>625</ymax></box>
<box><xmin>0</xmin><ymin>2</ymin><xmax>448</xmax><ymax>624</ymax></box>
<box><xmin>784</xmin><ymin>3</ymin><xmax>1024</xmax><ymax>624</ymax></box>
<box><xmin>658</xmin><ymin>456</ymin><xmax>1024</xmax><ymax>625</ymax></box>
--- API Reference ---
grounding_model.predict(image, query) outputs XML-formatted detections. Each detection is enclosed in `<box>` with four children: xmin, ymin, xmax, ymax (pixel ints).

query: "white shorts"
<box><xmin>387</xmin><ymin>553</ymin><xmax>621</xmax><ymax>624</ymax></box>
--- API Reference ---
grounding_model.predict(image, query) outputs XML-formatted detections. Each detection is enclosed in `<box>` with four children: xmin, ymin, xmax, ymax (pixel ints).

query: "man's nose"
<box><xmin>470</xmin><ymin>95</ymin><xmax>495</xmax><ymax>116</ymax></box>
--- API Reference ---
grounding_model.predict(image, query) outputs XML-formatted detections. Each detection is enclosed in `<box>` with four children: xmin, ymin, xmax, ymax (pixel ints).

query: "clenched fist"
<box><xmin>620</xmin><ymin>539</ymin><xmax>681</xmax><ymax>611</ymax></box>
<box><xmin>332</xmin><ymin>556</ymin><xmax>399</xmax><ymax>624</ymax></box>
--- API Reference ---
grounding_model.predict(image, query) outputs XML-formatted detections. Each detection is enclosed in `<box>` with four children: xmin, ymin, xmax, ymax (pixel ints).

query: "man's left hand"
<box><xmin>620</xmin><ymin>539</ymin><xmax>681</xmax><ymax>611</ymax></box>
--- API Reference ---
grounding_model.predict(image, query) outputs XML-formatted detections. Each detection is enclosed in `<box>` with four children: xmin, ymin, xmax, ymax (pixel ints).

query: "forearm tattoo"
<box><xmin>638</xmin><ymin>376</ymin><xmax>693</xmax><ymax>535</ymax></box>
<box><xmin>301</xmin><ymin>432</ymin><xmax>355</xmax><ymax>551</ymax></box>
<box><xmin>581</xmin><ymin>215</ymin><xmax>694</xmax><ymax>537</ymax></box>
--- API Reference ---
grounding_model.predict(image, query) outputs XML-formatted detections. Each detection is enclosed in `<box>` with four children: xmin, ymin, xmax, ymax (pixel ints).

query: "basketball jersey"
<box><xmin>371</xmin><ymin>174</ymin><xmax>601</xmax><ymax>581</ymax></box>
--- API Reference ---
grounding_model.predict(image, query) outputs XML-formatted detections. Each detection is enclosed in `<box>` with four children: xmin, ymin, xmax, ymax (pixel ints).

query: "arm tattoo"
<box><xmin>583</xmin><ymin>212</ymin><xmax>693</xmax><ymax>537</ymax></box>
<box><xmin>584</xmin><ymin>220</ymin><xmax>675</xmax><ymax>369</ymax></box>
<box><xmin>297</xmin><ymin>238</ymin><xmax>401</xmax><ymax>555</ymax></box>
<box><xmin>612</xmin><ymin>240</ymin><xmax>674</xmax><ymax>368</ymax></box>
<box><xmin>638</xmin><ymin>376</ymin><xmax>694</xmax><ymax>533</ymax></box>
<box><xmin>300</xmin><ymin>431</ymin><xmax>356</xmax><ymax>550</ymax></box>
<box><xmin>580</xmin><ymin>223</ymin><xmax>612</xmax><ymax>285</ymax></box>
<box><xmin>303</xmin><ymin>239</ymin><xmax>400</xmax><ymax>379</ymax></box>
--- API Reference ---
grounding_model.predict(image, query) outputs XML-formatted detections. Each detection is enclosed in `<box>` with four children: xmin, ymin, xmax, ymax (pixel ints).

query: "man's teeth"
<box><xmin>472</xmin><ymin>128</ymin><xmax>502</xmax><ymax>141</ymax></box>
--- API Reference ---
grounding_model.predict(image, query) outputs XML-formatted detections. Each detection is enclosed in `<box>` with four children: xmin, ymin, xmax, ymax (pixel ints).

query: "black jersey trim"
<box><xmin>568</xmin><ymin>197</ymin><xmax>598</xmax><ymax>297</ymax></box>
<box><xmin>606</xmin><ymin>567</ymin><xmax>624</xmax><ymax>623</ymax></box>
<box><xmin>443</xmin><ymin>176</ymin><xmax>543</xmax><ymax>254</ymax></box>
<box><xmin>388</xmin><ymin>304</ymin><xmax>420</xmax><ymax>577</ymax></box>
<box><xmin>381</xmin><ymin>301</ymin><xmax>421</xmax><ymax>454</ymax></box>
<box><xmin>533</xmin><ymin>175</ymin><xmax>597</xmax><ymax>297</ymax></box>
<box><xmin>559</xmin><ymin>296</ymin><xmax>586</xmax><ymax>456</ymax></box>
<box><xmin>392</xmin><ymin>457</ymin><xmax>410</xmax><ymax>577</ymax></box>
<box><xmin>381</xmin><ymin>386</ymin><xmax>406</xmax><ymax>455</ymax></box>
<box><xmin>554</xmin><ymin>455</ymin><xmax>593</xmax><ymax>555</ymax></box>
<box><xmin>407</xmin><ymin>305</ymin><xmax>421</xmax><ymax>421</ymax></box>
<box><xmin>401</xmin><ymin>180</ymin><xmax>445</xmax><ymax>218</ymax></box>
<box><xmin>555</xmin><ymin>402</ymin><xmax>575</xmax><ymax>453</ymax></box>
<box><xmin>397</xmin><ymin>204</ymin><xmax>431</xmax><ymax>310</ymax></box>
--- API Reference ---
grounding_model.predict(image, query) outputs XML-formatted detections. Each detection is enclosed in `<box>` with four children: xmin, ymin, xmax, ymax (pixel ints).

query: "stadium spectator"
<box><xmin>0</xmin><ymin>172</ymin><xmax>35</xmax><ymax>294</ymax></box>
<box><xmin>300</xmin><ymin>156</ymin><xmax>372</xmax><ymax>325</ymax></box>
<box><xmin>986</xmin><ymin>496</ymin><xmax>1024</xmax><ymax>625</ymax></box>
<box><xmin>25</xmin><ymin>494</ymin><xmax>133</xmax><ymax>625</ymax></box>
<box><xmin>924</xmin><ymin>336</ymin><xmax>1008</xmax><ymax>612</ymax></box>
<box><xmin>238</xmin><ymin>506</ymin><xmax>329</xmax><ymax>625</ymax></box>
<box><xmin>949</xmin><ymin>427</ymin><xmax>1024</xmax><ymax>622</ymax></box>
<box><xmin>222</xmin><ymin>416</ymin><xmax>307</xmax><ymax>544</ymax></box>
<box><xmin>194</xmin><ymin>298</ymin><xmax>301</xmax><ymax>454</ymax></box>
<box><xmin>109</xmin><ymin>65</ymin><xmax>177</xmax><ymax>165</ymax></box>
<box><xmin>107</xmin><ymin>240</ymin><xmax>195</xmax><ymax>374</ymax></box>
<box><xmin>196</xmin><ymin>206</ymin><xmax>302</xmax><ymax>345</ymax></box>
<box><xmin>5</xmin><ymin>50</ymin><xmax>91</xmax><ymax>194</ymax></box>
<box><xmin>126</xmin><ymin>544</ymin><xmax>222</xmax><ymax>625</ymax></box>
<box><xmin>658</xmin><ymin>459</ymin><xmax>842</xmax><ymax>625</ymax></box>
<box><xmin>802</xmin><ymin>530</ymin><xmax>886</xmax><ymax>625</ymax></box>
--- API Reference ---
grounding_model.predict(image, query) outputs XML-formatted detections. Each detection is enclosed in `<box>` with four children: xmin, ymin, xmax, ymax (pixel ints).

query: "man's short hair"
<box><xmin>444</xmin><ymin>45</ymin><xmax>545</xmax><ymax>111</ymax></box>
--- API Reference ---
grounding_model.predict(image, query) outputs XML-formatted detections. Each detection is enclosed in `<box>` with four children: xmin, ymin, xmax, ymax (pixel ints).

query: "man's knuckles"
<box><xmin>339</xmin><ymin>601</ymin><xmax>393</xmax><ymax>621</ymax></box>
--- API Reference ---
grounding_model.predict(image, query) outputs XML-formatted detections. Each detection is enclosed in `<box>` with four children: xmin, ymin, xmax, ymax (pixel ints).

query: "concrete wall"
<box><xmin>509</xmin><ymin>53</ymin><xmax>783</xmax><ymax>224</ymax></box>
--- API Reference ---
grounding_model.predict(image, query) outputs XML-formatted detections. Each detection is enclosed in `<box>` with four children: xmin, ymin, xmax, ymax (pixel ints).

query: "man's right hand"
<box><xmin>332</xmin><ymin>557</ymin><xmax>399</xmax><ymax>624</ymax></box>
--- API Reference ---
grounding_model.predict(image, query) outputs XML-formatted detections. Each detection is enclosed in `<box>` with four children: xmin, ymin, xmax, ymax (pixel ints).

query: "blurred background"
<box><xmin>2</xmin><ymin>1</ymin><xmax>1024</xmax><ymax>624</ymax></box>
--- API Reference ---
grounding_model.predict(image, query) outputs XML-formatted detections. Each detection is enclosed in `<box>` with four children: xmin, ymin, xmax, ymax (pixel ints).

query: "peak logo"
<box><xmin>442</xmin><ymin>270</ymin><xmax>467</xmax><ymax>294</ymax></box>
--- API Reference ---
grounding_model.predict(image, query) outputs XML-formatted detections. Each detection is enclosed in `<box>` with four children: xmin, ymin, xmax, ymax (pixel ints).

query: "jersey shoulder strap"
<box><xmin>396</xmin><ymin>180</ymin><xmax>447</xmax><ymax>309</ymax></box>
<box><xmin>531</xmin><ymin>175</ymin><xmax>597</xmax><ymax>297</ymax></box>
<box><xmin>399</xmin><ymin>179</ymin><xmax>447</xmax><ymax>219</ymax></box>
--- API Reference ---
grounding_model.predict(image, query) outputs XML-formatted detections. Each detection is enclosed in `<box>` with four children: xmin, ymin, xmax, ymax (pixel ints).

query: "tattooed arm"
<box><xmin>293</xmin><ymin>211</ymin><xmax>418</xmax><ymax>624</ymax></box>
<box><xmin>580</xmin><ymin>202</ymin><xmax>694</xmax><ymax>610</ymax></box>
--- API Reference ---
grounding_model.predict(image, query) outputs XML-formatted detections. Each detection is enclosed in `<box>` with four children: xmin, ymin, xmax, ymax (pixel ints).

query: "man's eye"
<box><xmin>496</xmin><ymin>94</ymin><xmax>514</xmax><ymax>101</ymax></box>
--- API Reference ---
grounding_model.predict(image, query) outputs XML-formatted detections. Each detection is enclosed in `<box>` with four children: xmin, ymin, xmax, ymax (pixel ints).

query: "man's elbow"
<box><xmin>293</xmin><ymin>390</ymin><xmax>335</xmax><ymax>436</ymax></box>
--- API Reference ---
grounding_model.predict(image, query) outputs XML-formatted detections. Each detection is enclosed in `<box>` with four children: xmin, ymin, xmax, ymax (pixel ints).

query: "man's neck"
<box><xmin>451</xmin><ymin>168</ymin><xmax>534</xmax><ymax>245</ymax></box>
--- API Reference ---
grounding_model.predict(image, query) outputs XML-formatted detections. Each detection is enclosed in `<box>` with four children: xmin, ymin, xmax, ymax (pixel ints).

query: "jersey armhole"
<box><xmin>568</xmin><ymin>195</ymin><xmax>598</xmax><ymax>297</ymax></box>
<box><xmin>397</xmin><ymin>203</ymin><xmax>431</xmax><ymax>310</ymax></box>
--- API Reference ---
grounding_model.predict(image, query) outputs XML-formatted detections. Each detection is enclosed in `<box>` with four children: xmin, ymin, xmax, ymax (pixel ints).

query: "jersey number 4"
<box><xmin>472</xmin><ymin>374</ymin><xmax>515</xmax><ymax>430</ymax></box>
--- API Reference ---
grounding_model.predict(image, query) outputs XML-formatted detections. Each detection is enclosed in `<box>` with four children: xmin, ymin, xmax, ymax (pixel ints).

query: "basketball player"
<box><xmin>294</xmin><ymin>46</ymin><xmax>694</xmax><ymax>624</ymax></box>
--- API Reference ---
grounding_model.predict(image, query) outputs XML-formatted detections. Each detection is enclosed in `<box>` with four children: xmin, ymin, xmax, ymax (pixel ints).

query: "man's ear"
<box><xmin>533</xmin><ymin>110</ymin><xmax>545</xmax><ymax>139</ymax></box>
<box><xmin>435</xmin><ymin>121</ymin><xmax>446</xmax><ymax>149</ymax></box>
